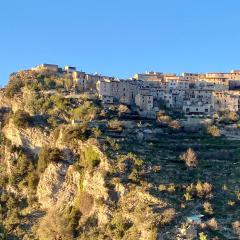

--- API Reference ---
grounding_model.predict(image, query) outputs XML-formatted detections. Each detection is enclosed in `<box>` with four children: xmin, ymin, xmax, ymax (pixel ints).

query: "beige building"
<box><xmin>181</xmin><ymin>73</ymin><xmax>200</xmax><ymax>82</ymax></box>
<box><xmin>32</xmin><ymin>64</ymin><xmax>59</xmax><ymax>72</ymax></box>
<box><xmin>165</xmin><ymin>79</ymin><xmax>189</xmax><ymax>91</ymax></box>
<box><xmin>64</xmin><ymin>66</ymin><xmax>76</xmax><ymax>74</ymax></box>
<box><xmin>97</xmin><ymin>78</ymin><xmax>143</xmax><ymax>105</ymax></box>
<box><xmin>213</xmin><ymin>91</ymin><xmax>240</xmax><ymax>112</ymax></box>
<box><xmin>135</xmin><ymin>93</ymin><xmax>154</xmax><ymax>111</ymax></box>
<box><xmin>185</xmin><ymin>89</ymin><xmax>213</xmax><ymax>104</ymax></box>
<box><xmin>134</xmin><ymin>72</ymin><xmax>164</xmax><ymax>87</ymax></box>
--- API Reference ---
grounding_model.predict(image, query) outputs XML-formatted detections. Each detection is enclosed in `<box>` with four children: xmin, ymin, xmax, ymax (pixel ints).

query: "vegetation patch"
<box><xmin>81</xmin><ymin>146</ymin><xmax>101</xmax><ymax>169</ymax></box>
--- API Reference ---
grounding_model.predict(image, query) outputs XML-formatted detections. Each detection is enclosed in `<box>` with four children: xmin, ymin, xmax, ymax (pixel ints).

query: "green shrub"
<box><xmin>9</xmin><ymin>152</ymin><xmax>35</xmax><ymax>186</ymax></box>
<box><xmin>92</xmin><ymin>127</ymin><xmax>102</xmax><ymax>138</ymax></box>
<box><xmin>62</xmin><ymin>124</ymin><xmax>92</xmax><ymax>143</ymax></box>
<box><xmin>81</xmin><ymin>146</ymin><xmax>100</xmax><ymax>169</ymax></box>
<box><xmin>5</xmin><ymin>79</ymin><xmax>24</xmax><ymax>97</ymax></box>
<box><xmin>37</xmin><ymin>147</ymin><xmax>64</xmax><ymax>173</ymax></box>
<box><xmin>47</xmin><ymin>115</ymin><xmax>63</xmax><ymax>129</ymax></box>
<box><xmin>44</xmin><ymin>77</ymin><xmax>56</xmax><ymax>89</ymax></box>
<box><xmin>72</xmin><ymin>102</ymin><xmax>100</xmax><ymax>121</ymax></box>
<box><xmin>12</xmin><ymin>110</ymin><xmax>32</xmax><ymax>128</ymax></box>
<box><xmin>109</xmin><ymin>215</ymin><xmax>132</xmax><ymax>239</ymax></box>
<box><xmin>27</xmin><ymin>171</ymin><xmax>39</xmax><ymax>191</ymax></box>
<box><xmin>65</xmin><ymin>207</ymin><xmax>81</xmax><ymax>236</ymax></box>
<box><xmin>108</xmin><ymin>119</ymin><xmax>123</xmax><ymax>131</ymax></box>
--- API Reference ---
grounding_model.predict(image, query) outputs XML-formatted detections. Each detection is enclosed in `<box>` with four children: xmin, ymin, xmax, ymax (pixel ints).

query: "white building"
<box><xmin>183</xmin><ymin>101</ymin><xmax>214</xmax><ymax>115</ymax></box>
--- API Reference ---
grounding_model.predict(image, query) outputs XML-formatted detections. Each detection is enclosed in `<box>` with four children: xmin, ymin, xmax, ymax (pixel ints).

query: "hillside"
<box><xmin>0</xmin><ymin>69</ymin><xmax>239</xmax><ymax>240</ymax></box>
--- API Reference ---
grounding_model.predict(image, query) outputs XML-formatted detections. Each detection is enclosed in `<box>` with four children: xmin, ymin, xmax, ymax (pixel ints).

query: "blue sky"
<box><xmin>1</xmin><ymin>0</ymin><xmax>240</xmax><ymax>86</ymax></box>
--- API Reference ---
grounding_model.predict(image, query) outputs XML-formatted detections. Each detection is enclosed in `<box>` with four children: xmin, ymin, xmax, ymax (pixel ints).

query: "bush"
<box><xmin>207</xmin><ymin>218</ymin><xmax>218</xmax><ymax>230</ymax></box>
<box><xmin>207</xmin><ymin>125</ymin><xmax>221</xmax><ymax>137</ymax></box>
<box><xmin>37</xmin><ymin>147</ymin><xmax>64</xmax><ymax>173</ymax></box>
<box><xmin>195</xmin><ymin>182</ymin><xmax>213</xmax><ymax>198</ymax></box>
<box><xmin>203</xmin><ymin>201</ymin><xmax>213</xmax><ymax>214</ymax></box>
<box><xmin>168</xmin><ymin>120</ymin><xmax>181</xmax><ymax>131</ymax></box>
<box><xmin>44</xmin><ymin>77</ymin><xmax>56</xmax><ymax>89</ymax></box>
<box><xmin>180</xmin><ymin>148</ymin><xmax>198</xmax><ymax>168</ymax></box>
<box><xmin>5</xmin><ymin>79</ymin><xmax>24</xmax><ymax>97</ymax></box>
<box><xmin>228</xmin><ymin>112</ymin><xmax>239</xmax><ymax>122</ymax></box>
<box><xmin>219</xmin><ymin>110</ymin><xmax>239</xmax><ymax>123</ymax></box>
<box><xmin>81</xmin><ymin>146</ymin><xmax>100</xmax><ymax>169</ymax></box>
<box><xmin>109</xmin><ymin>214</ymin><xmax>132</xmax><ymax>239</ymax></box>
<box><xmin>72</xmin><ymin>102</ymin><xmax>100</xmax><ymax>121</ymax></box>
<box><xmin>105</xmin><ymin>137</ymin><xmax>120</xmax><ymax>151</ymax></box>
<box><xmin>8</xmin><ymin>152</ymin><xmax>35</xmax><ymax>186</ymax></box>
<box><xmin>47</xmin><ymin>115</ymin><xmax>63</xmax><ymax>129</ymax></box>
<box><xmin>62</xmin><ymin>124</ymin><xmax>92</xmax><ymax>143</ymax></box>
<box><xmin>199</xmin><ymin>232</ymin><xmax>208</xmax><ymax>240</ymax></box>
<box><xmin>92</xmin><ymin>127</ymin><xmax>102</xmax><ymax>138</ymax></box>
<box><xmin>157</xmin><ymin>111</ymin><xmax>181</xmax><ymax>131</ymax></box>
<box><xmin>12</xmin><ymin>110</ymin><xmax>32</xmax><ymax>128</ymax></box>
<box><xmin>65</xmin><ymin>207</ymin><xmax>81</xmax><ymax>236</ymax></box>
<box><xmin>108</xmin><ymin>119</ymin><xmax>123</xmax><ymax>131</ymax></box>
<box><xmin>118</xmin><ymin>104</ymin><xmax>130</xmax><ymax>114</ymax></box>
<box><xmin>27</xmin><ymin>171</ymin><xmax>39</xmax><ymax>191</ymax></box>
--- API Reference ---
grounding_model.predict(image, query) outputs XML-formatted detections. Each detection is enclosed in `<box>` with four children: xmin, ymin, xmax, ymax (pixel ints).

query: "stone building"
<box><xmin>32</xmin><ymin>64</ymin><xmax>59</xmax><ymax>72</ymax></box>
<box><xmin>96</xmin><ymin>78</ymin><xmax>143</xmax><ymax>105</ymax></box>
<box><xmin>213</xmin><ymin>91</ymin><xmax>240</xmax><ymax>112</ymax></box>
<box><xmin>135</xmin><ymin>93</ymin><xmax>154</xmax><ymax>111</ymax></box>
<box><xmin>183</xmin><ymin>101</ymin><xmax>214</xmax><ymax>115</ymax></box>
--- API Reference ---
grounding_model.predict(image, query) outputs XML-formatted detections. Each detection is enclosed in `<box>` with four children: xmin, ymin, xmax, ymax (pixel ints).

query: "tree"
<box><xmin>228</xmin><ymin>111</ymin><xmax>239</xmax><ymax>122</ymax></box>
<box><xmin>180</xmin><ymin>148</ymin><xmax>198</xmax><ymax>168</ymax></box>
<box><xmin>199</xmin><ymin>232</ymin><xmax>208</xmax><ymax>240</ymax></box>
<box><xmin>195</xmin><ymin>182</ymin><xmax>213</xmax><ymax>198</ymax></box>
<box><xmin>5</xmin><ymin>78</ymin><xmax>24</xmax><ymax>97</ymax></box>
<box><xmin>207</xmin><ymin>218</ymin><xmax>218</xmax><ymax>230</ymax></box>
<box><xmin>37</xmin><ymin>147</ymin><xmax>63</xmax><ymax>173</ymax></box>
<box><xmin>92</xmin><ymin>127</ymin><xmax>102</xmax><ymax>138</ymax></box>
<box><xmin>12</xmin><ymin>110</ymin><xmax>32</xmax><ymax>128</ymax></box>
<box><xmin>207</xmin><ymin>125</ymin><xmax>221</xmax><ymax>137</ymax></box>
<box><xmin>72</xmin><ymin>102</ymin><xmax>99</xmax><ymax>122</ymax></box>
<box><xmin>108</xmin><ymin>119</ymin><xmax>123</xmax><ymax>131</ymax></box>
<box><xmin>203</xmin><ymin>202</ymin><xmax>213</xmax><ymax>214</ymax></box>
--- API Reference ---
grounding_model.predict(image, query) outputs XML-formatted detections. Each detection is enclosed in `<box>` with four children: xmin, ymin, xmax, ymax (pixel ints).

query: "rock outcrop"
<box><xmin>3</xmin><ymin>120</ymin><xmax>52</xmax><ymax>153</ymax></box>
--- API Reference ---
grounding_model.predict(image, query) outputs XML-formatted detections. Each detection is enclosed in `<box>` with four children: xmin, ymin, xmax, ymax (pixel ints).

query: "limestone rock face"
<box><xmin>0</xmin><ymin>91</ymin><xmax>10</xmax><ymax>109</ymax></box>
<box><xmin>37</xmin><ymin>162</ymin><xmax>68</xmax><ymax>209</ymax></box>
<box><xmin>56</xmin><ymin>165</ymin><xmax>82</xmax><ymax>211</ymax></box>
<box><xmin>83</xmin><ymin>170</ymin><xmax>109</xmax><ymax>201</ymax></box>
<box><xmin>3</xmin><ymin>121</ymin><xmax>52</xmax><ymax>153</ymax></box>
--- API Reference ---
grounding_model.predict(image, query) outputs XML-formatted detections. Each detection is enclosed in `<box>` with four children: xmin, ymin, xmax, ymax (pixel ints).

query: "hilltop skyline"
<box><xmin>1</xmin><ymin>0</ymin><xmax>240</xmax><ymax>85</ymax></box>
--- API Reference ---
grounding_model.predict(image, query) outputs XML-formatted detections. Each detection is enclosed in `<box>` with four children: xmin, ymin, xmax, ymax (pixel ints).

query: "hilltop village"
<box><xmin>30</xmin><ymin>64</ymin><xmax>240</xmax><ymax>118</ymax></box>
<box><xmin>0</xmin><ymin>64</ymin><xmax>240</xmax><ymax>239</ymax></box>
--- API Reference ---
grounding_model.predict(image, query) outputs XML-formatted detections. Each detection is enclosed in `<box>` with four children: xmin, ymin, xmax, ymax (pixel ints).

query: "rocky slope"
<box><xmin>0</xmin><ymin>69</ymin><xmax>239</xmax><ymax>240</ymax></box>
